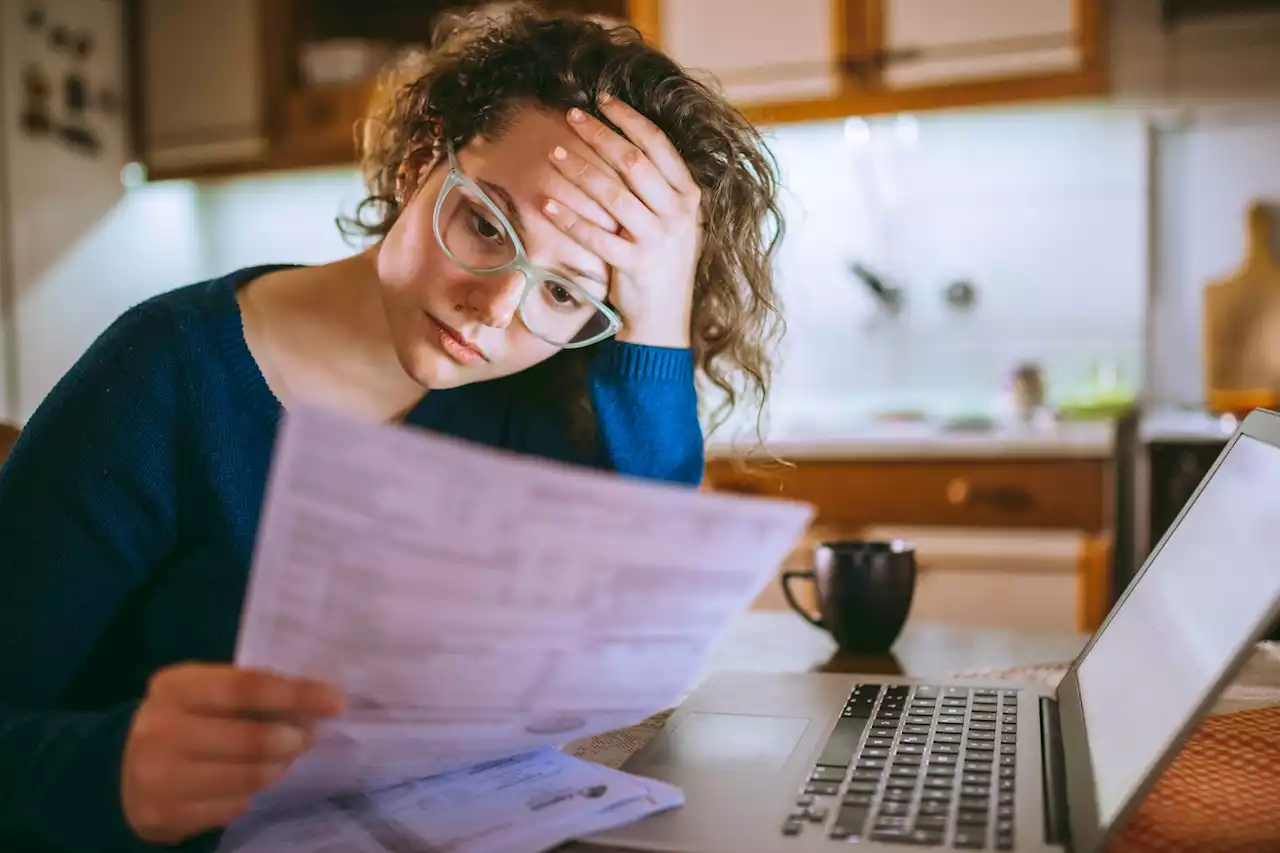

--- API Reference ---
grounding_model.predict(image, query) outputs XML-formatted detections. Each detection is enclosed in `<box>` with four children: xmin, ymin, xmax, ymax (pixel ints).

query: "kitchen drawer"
<box><xmin>707</xmin><ymin>457</ymin><xmax>1108</xmax><ymax>532</ymax></box>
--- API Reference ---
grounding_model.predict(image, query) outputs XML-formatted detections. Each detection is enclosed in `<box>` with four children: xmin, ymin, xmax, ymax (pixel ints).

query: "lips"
<box><xmin>425</xmin><ymin>313</ymin><xmax>486</xmax><ymax>365</ymax></box>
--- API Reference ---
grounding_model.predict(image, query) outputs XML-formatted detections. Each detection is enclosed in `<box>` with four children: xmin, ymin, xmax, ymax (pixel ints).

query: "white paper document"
<box><xmin>229</xmin><ymin>404</ymin><xmax>813</xmax><ymax>843</ymax></box>
<box><xmin>217</xmin><ymin>748</ymin><xmax>684</xmax><ymax>853</ymax></box>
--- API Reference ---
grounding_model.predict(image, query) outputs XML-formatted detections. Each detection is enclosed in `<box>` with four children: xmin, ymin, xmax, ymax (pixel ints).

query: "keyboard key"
<box><xmin>844</xmin><ymin>793</ymin><xmax>874</xmax><ymax>807</ymax></box>
<box><xmin>962</xmin><ymin>785</ymin><xmax>991</xmax><ymax>798</ymax></box>
<box><xmin>932</xmin><ymin>743</ymin><xmax>960</xmax><ymax>754</ymax></box>
<box><xmin>963</xmin><ymin>773</ymin><xmax>992</xmax><ymax>785</ymax></box>
<box><xmin>899</xmin><ymin>744</ymin><xmax>926</xmax><ymax>755</ymax></box>
<box><xmin>867</xmin><ymin>737</ymin><xmax>895</xmax><ymax>748</ymax></box>
<box><xmin>852</xmin><ymin>769</ymin><xmax>885</xmax><ymax>781</ymax></box>
<box><xmin>874</xmin><ymin>816</ymin><xmax>911</xmax><ymax>830</ymax></box>
<box><xmin>886</xmin><ymin>778</ymin><xmax>916</xmax><ymax>790</ymax></box>
<box><xmin>879</xmin><ymin>801</ymin><xmax>911</xmax><ymax>816</ymax></box>
<box><xmin>811</xmin><ymin>766</ymin><xmax>845</xmax><ymax>782</ymax></box>
<box><xmin>998</xmin><ymin>792</ymin><xmax>1015</xmax><ymax>806</ymax></box>
<box><xmin>781</xmin><ymin>819</ymin><xmax>803</xmax><ymax>836</ymax></box>
<box><xmin>958</xmin><ymin>809</ymin><xmax>989</xmax><ymax>826</ymax></box>
<box><xmin>954</xmin><ymin>830</ymin><xmax>987</xmax><ymax>848</ymax></box>
<box><xmin>890</xmin><ymin>766</ymin><xmax>920</xmax><ymax>778</ymax></box>
<box><xmin>1000</xmin><ymin>767</ymin><xmax>1016</xmax><ymax>780</ymax></box>
<box><xmin>915</xmin><ymin>814</ymin><xmax>948</xmax><ymax>830</ymax></box>
<box><xmin>926</xmin><ymin>765</ymin><xmax>956</xmax><ymax>777</ymax></box>
<box><xmin>923</xmin><ymin>778</ymin><xmax>954</xmax><ymax>790</ymax></box>
<box><xmin>945</xmin><ymin>687</ymin><xmax>970</xmax><ymax>697</ymax></box>
<box><xmin>881</xmin><ymin>788</ymin><xmax>912</xmax><ymax>802</ymax></box>
<box><xmin>863</xmin><ymin>747</ymin><xmax>891</xmax><ymax>759</ymax></box>
<box><xmin>894</xmin><ymin>755</ymin><xmax>922</xmax><ymax>766</ymax></box>
<box><xmin>905</xmin><ymin>724</ymin><xmax>932</xmax><ymax>735</ymax></box>
<box><xmin>997</xmin><ymin>805</ymin><xmax>1014</xmax><ymax>819</ymax></box>
<box><xmin>918</xmin><ymin>800</ymin><xmax>950</xmax><ymax>815</ymax></box>
<box><xmin>807</xmin><ymin>805</ymin><xmax>829</xmax><ymax>823</ymax></box>
<box><xmin>999</xmin><ymin>780</ymin><xmax>1016</xmax><ymax>793</ymax></box>
<box><xmin>961</xmin><ymin>797</ymin><xmax>991</xmax><ymax>811</ymax></box>
<box><xmin>1001</xmin><ymin>745</ymin><xmax>1017</xmax><ymax>756</ymax></box>
<box><xmin>816</xmin><ymin>716</ymin><xmax>869</xmax><ymax>769</ymax></box>
<box><xmin>971</xmin><ymin>712</ymin><xmax>996</xmax><ymax>722</ymax></box>
<box><xmin>920</xmin><ymin>789</ymin><xmax>952</xmax><ymax>802</ymax></box>
<box><xmin>830</xmin><ymin>807</ymin><xmax>868</xmax><ymax>840</ymax></box>
<box><xmin>942</xmin><ymin>697</ymin><xmax>968</xmax><ymax>708</ymax></box>
<box><xmin>997</xmin><ymin>832</ymin><xmax>1014</xmax><ymax>850</ymax></box>
<box><xmin>847</xmin><ymin>781</ymin><xmax>879</xmax><ymax>794</ymax></box>
<box><xmin>933</xmin><ymin>733</ymin><xmax>962</xmax><ymax>744</ymax></box>
<box><xmin>804</xmin><ymin>782</ymin><xmax>840</xmax><ymax>796</ymax></box>
<box><xmin>913</xmin><ymin>686</ymin><xmax>940</xmax><ymax>699</ymax></box>
<box><xmin>901</xmin><ymin>734</ymin><xmax>929</xmax><ymax>745</ymax></box>
<box><xmin>887</xmin><ymin>685</ymin><xmax>910</xmax><ymax>698</ymax></box>
<box><xmin>856</xmin><ymin>759</ymin><xmax>886</xmax><ymax>771</ymax></box>
<box><xmin>970</xmin><ymin>722</ymin><xmax>996</xmax><ymax>732</ymax></box>
<box><xmin>928</xmin><ymin>755</ymin><xmax>958</xmax><ymax>766</ymax></box>
<box><xmin>795</xmin><ymin>794</ymin><xmax>814</xmax><ymax>807</ymax></box>
<box><xmin>937</xmin><ymin>724</ymin><xmax>964</xmax><ymax>735</ymax></box>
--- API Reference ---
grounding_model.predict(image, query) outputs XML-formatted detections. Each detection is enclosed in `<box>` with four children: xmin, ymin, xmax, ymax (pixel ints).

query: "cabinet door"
<box><xmin>659</xmin><ymin>0</ymin><xmax>842</xmax><ymax>105</ymax></box>
<box><xmin>137</xmin><ymin>0</ymin><xmax>267</xmax><ymax>177</ymax></box>
<box><xmin>880</xmin><ymin>0</ymin><xmax>1085</xmax><ymax>88</ymax></box>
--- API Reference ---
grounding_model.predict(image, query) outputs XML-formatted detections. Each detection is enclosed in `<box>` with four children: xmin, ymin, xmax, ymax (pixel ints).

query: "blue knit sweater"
<box><xmin>0</xmin><ymin>265</ymin><xmax>704</xmax><ymax>852</ymax></box>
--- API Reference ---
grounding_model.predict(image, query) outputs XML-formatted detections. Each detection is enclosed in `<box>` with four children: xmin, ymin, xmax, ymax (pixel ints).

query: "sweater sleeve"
<box><xmin>501</xmin><ymin>340</ymin><xmax>704</xmax><ymax>484</ymax></box>
<box><xmin>0</xmin><ymin>302</ymin><xmax>186</xmax><ymax>852</ymax></box>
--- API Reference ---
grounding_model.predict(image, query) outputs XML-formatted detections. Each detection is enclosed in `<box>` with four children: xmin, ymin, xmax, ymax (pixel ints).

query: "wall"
<box><xmin>746</xmin><ymin>105</ymin><xmax>1148</xmax><ymax>436</ymax></box>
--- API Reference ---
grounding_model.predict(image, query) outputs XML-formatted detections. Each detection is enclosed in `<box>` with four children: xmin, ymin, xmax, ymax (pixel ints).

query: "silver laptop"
<box><xmin>579</xmin><ymin>408</ymin><xmax>1280</xmax><ymax>853</ymax></box>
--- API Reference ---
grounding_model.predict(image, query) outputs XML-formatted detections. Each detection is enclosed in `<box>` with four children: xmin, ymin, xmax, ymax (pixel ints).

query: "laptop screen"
<box><xmin>1074</xmin><ymin>432</ymin><xmax>1280</xmax><ymax>826</ymax></box>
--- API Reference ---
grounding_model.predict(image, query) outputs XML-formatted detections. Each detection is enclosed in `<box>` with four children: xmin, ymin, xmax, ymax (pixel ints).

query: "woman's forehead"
<box><xmin>461</xmin><ymin>107</ymin><xmax>615</xmax><ymax>195</ymax></box>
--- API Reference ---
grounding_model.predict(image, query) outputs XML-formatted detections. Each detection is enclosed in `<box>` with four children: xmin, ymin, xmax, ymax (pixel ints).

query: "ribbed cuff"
<box><xmin>590</xmin><ymin>340</ymin><xmax>694</xmax><ymax>382</ymax></box>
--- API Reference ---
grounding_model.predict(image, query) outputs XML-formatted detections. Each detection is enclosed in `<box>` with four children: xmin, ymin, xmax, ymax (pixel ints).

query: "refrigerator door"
<box><xmin>0</xmin><ymin>0</ymin><xmax>129</xmax><ymax>420</ymax></box>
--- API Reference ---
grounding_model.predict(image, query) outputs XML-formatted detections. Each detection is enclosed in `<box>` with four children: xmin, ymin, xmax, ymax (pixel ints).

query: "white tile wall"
<box><xmin>749</xmin><ymin>105</ymin><xmax>1149</xmax><ymax>432</ymax></box>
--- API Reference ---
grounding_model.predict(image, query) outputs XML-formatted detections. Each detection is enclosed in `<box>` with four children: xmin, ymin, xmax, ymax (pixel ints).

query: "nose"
<box><xmin>468</xmin><ymin>269</ymin><xmax>526</xmax><ymax>328</ymax></box>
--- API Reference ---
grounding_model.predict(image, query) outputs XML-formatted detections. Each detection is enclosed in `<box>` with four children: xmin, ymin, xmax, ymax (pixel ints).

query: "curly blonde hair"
<box><xmin>346</xmin><ymin>1</ymin><xmax>784</xmax><ymax>448</ymax></box>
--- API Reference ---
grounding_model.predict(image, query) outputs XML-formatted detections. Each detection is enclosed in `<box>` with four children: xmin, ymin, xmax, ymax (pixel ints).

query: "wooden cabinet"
<box><xmin>129</xmin><ymin>0</ymin><xmax>642</xmax><ymax>180</ymax></box>
<box><xmin>658</xmin><ymin>0</ymin><xmax>845</xmax><ymax>106</ymax></box>
<box><xmin>707</xmin><ymin>453</ymin><xmax>1114</xmax><ymax>633</ymax></box>
<box><xmin>877</xmin><ymin>0</ymin><xmax>1086</xmax><ymax>89</ymax></box>
<box><xmin>127</xmin><ymin>0</ymin><xmax>1108</xmax><ymax>180</ymax></box>
<box><xmin>130</xmin><ymin>0</ymin><xmax>270</xmax><ymax>179</ymax></box>
<box><xmin>731</xmin><ymin>0</ymin><xmax>1107</xmax><ymax>124</ymax></box>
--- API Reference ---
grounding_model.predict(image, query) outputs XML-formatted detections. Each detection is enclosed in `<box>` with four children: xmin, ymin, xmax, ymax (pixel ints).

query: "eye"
<box><xmin>468</xmin><ymin>207</ymin><xmax>505</xmax><ymax>244</ymax></box>
<box><xmin>544</xmin><ymin>280</ymin><xmax>582</xmax><ymax>307</ymax></box>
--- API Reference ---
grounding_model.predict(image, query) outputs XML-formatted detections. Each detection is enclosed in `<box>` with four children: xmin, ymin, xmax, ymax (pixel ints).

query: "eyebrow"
<box><xmin>474</xmin><ymin>177</ymin><xmax>608</xmax><ymax>287</ymax></box>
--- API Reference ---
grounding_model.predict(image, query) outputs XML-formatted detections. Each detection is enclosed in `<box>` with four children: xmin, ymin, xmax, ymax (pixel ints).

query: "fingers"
<box><xmin>550</xmin><ymin>142</ymin><xmax>656</xmax><ymax>237</ymax></box>
<box><xmin>563</xmin><ymin>107</ymin><xmax>682</xmax><ymax>218</ymax></box>
<box><xmin>599</xmin><ymin>96</ymin><xmax>700</xmax><ymax>196</ymax></box>
<box><xmin>544</xmin><ymin>167</ymin><xmax>619</xmax><ymax>232</ymax></box>
<box><xmin>149</xmin><ymin>664</ymin><xmax>346</xmax><ymax>720</ymax></box>
<box><xmin>171</xmin><ymin>713</ymin><xmax>313</xmax><ymax>762</ymax></box>
<box><xmin>543</xmin><ymin>199</ymin><xmax>633</xmax><ymax>270</ymax></box>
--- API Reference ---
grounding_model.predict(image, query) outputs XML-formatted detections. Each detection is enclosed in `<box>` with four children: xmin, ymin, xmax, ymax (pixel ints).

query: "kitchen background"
<box><xmin>2</xmin><ymin>0</ymin><xmax>1279</xmax><ymax>635</ymax></box>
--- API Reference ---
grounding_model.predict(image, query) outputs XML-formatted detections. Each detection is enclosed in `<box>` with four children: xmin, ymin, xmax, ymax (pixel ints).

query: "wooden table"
<box><xmin>698</xmin><ymin>611</ymin><xmax>1089</xmax><ymax>681</ymax></box>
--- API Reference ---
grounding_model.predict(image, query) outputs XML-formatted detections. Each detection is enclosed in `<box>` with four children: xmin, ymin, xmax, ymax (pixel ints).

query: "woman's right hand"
<box><xmin>121</xmin><ymin>662</ymin><xmax>346</xmax><ymax>845</ymax></box>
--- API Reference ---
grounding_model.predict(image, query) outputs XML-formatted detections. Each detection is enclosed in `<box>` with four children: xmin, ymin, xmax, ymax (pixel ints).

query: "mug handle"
<box><xmin>780</xmin><ymin>570</ymin><xmax>824</xmax><ymax>628</ymax></box>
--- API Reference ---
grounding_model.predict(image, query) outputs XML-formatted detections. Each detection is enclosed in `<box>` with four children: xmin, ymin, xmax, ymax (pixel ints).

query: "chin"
<box><xmin>399</xmin><ymin>340</ymin><xmax>472</xmax><ymax>390</ymax></box>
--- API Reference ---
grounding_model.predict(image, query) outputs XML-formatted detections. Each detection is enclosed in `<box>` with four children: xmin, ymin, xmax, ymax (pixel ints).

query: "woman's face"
<box><xmin>376</xmin><ymin>106</ymin><xmax>618</xmax><ymax>390</ymax></box>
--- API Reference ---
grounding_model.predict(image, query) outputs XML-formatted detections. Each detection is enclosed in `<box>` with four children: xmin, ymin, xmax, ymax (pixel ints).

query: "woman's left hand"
<box><xmin>544</xmin><ymin>96</ymin><xmax>701</xmax><ymax>349</ymax></box>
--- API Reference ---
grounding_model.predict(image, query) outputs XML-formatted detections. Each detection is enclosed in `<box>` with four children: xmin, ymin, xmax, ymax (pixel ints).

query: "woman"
<box><xmin>0</xmin><ymin>4</ymin><xmax>783</xmax><ymax>851</ymax></box>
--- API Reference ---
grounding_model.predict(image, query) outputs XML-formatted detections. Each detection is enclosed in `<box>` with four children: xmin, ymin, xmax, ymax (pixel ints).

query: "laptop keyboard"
<box><xmin>782</xmin><ymin>684</ymin><xmax>1019</xmax><ymax>849</ymax></box>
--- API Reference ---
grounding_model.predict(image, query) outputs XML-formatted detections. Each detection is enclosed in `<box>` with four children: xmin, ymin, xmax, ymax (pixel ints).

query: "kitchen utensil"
<box><xmin>1203</xmin><ymin>202</ymin><xmax>1280</xmax><ymax>416</ymax></box>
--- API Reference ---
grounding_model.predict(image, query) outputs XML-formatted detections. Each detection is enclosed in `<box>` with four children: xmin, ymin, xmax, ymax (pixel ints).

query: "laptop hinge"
<box><xmin>1040</xmin><ymin>696</ymin><xmax>1069</xmax><ymax>847</ymax></box>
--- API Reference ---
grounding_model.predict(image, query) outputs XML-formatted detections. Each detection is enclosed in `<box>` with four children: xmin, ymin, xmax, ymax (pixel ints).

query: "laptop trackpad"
<box><xmin>647</xmin><ymin>712</ymin><xmax>810</xmax><ymax>773</ymax></box>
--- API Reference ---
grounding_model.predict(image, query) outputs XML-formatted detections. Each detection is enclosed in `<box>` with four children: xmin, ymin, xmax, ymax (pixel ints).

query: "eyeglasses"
<box><xmin>431</xmin><ymin>140</ymin><xmax>621</xmax><ymax>349</ymax></box>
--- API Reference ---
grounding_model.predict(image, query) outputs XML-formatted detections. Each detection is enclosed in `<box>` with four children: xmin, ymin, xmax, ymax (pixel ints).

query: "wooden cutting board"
<box><xmin>1203</xmin><ymin>202</ymin><xmax>1280</xmax><ymax>415</ymax></box>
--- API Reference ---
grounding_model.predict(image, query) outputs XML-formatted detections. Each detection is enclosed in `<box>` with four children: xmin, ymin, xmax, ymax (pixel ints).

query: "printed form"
<box><xmin>228</xmin><ymin>405</ymin><xmax>813</xmax><ymax>840</ymax></box>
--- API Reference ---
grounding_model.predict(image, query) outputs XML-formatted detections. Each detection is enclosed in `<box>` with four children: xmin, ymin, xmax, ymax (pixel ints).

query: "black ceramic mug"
<box><xmin>781</xmin><ymin>540</ymin><xmax>917</xmax><ymax>653</ymax></box>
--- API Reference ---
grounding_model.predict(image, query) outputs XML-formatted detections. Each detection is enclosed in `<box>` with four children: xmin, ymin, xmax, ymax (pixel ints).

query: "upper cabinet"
<box><xmin>127</xmin><ymin>0</ymin><xmax>1108</xmax><ymax>181</ymax></box>
<box><xmin>878</xmin><ymin>0</ymin><xmax>1088</xmax><ymax>88</ymax></box>
<box><xmin>658</xmin><ymin>0</ymin><xmax>844</xmax><ymax>106</ymax></box>
<box><xmin>670</xmin><ymin>0</ymin><xmax>1108</xmax><ymax>124</ymax></box>
<box><xmin>131</xmin><ymin>0</ymin><xmax>270</xmax><ymax>179</ymax></box>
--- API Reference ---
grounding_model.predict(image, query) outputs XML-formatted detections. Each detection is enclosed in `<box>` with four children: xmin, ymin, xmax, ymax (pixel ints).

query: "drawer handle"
<box><xmin>946</xmin><ymin>478</ymin><xmax>1035</xmax><ymax>511</ymax></box>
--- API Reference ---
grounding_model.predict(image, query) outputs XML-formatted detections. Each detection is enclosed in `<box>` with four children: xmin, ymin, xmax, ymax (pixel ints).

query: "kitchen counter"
<box><xmin>707</xmin><ymin>418</ymin><xmax>1116</xmax><ymax>460</ymax></box>
<box><xmin>1139</xmin><ymin>407</ymin><xmax>1240</xmax><ymax>444</ymax></box>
